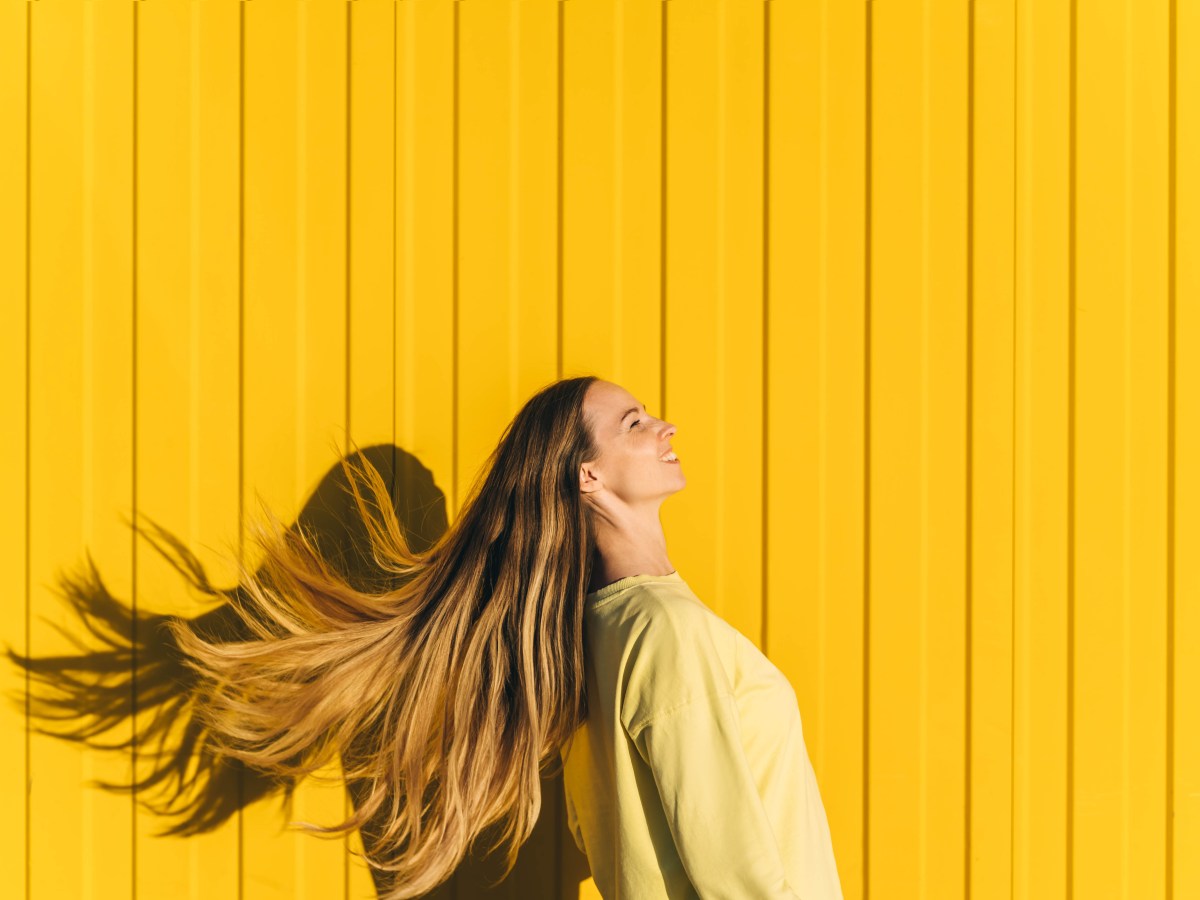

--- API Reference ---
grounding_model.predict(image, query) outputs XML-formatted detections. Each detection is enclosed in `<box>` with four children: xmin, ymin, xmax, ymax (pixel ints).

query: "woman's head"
<box><xmin>453</xmin><ymin>376</ymin><xmax>683</xmax><ymax>554</ymax></box>
<box><xmin>579</xmin><ymin>379</ymin><xmax>685</xmax><ymax>511</ymax></box>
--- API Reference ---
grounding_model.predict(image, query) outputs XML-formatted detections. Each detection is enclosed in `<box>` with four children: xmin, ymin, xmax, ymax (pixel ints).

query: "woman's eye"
<box><xmin>630</xmin><ymin>419</ymin><xmax>640</xmax><ymax>429</ymax></box>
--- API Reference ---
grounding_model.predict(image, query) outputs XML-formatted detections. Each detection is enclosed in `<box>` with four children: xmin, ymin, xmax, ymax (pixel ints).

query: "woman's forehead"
<box><xmin>589</xmin><ymin>384</ymin><xmax>644</xmax><ymax>424</ymax></box>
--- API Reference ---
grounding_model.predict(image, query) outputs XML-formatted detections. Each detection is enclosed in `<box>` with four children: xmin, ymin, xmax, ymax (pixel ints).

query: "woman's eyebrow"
<box><xmin>619</xmin><ymin>403</ymin><xmax>644</xmax><ymax>424</ymax></box>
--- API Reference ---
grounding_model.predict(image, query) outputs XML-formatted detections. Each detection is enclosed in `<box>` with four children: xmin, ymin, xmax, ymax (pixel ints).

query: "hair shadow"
<box><xmin>8</xmin><ymin>442</ymin><xmax>592</xmax><ymax>898</ymax></box>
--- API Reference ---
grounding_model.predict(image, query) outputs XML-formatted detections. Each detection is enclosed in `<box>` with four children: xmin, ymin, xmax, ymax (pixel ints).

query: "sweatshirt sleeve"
<box><xmin>630</xmin><ymin>691</ymin><xmax>803</xmax><ymax>899</ymax></box>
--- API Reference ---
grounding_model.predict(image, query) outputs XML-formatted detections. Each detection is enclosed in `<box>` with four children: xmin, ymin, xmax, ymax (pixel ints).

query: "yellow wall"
<box><xmin>1</xmin><ymin>1</ymin><xmax>1197</xmax><ymax>898</ymax></box>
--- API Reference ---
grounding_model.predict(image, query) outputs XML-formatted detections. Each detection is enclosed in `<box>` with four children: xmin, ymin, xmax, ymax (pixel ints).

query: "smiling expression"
<box><xmin>580</xmin><ymin>380</ymin><xmax>685</xmax><ymax>505</ymax></box>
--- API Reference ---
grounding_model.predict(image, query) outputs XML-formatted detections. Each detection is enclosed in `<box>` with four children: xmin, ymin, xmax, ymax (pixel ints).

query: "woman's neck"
<box><xmin>587</xmin><ymin>512</ymin><xmax>674</xmax><ymax>593</ymax></box>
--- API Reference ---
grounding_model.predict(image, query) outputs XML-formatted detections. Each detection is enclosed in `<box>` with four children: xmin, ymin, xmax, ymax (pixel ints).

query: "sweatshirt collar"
<box><xmin>586</xmin><ymin>570</ymin><xmax>682</xmax><ymax>604</ymax></box>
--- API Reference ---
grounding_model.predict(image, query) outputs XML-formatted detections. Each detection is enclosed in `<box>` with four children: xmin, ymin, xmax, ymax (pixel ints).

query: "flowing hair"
<box><xmin>162</xmin><ymin>374</ymin><xmax>601</xmax><ymax>896</ymax></box>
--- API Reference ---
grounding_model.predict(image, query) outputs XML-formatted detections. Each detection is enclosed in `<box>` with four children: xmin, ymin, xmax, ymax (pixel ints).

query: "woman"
<box><xmin>168</xmin><ymin>374</ymin><xmax>842</xmax><ymax>898</ymax></box>
<box><xmin>564</xmin><ymin>378</ymin><xmax>842</xmax><ymax>899</ymax></box>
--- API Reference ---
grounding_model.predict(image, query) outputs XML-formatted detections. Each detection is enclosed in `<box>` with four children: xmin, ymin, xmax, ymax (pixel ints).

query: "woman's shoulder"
<box><xmin>587</xmin><ymin>576</ymin><xmax>718</xmax><ymax>640</ymax></box>
<box><xmin>587</xmin><ymin>580</ymin><xmax>740</xmax><ymax>734</ymax></box>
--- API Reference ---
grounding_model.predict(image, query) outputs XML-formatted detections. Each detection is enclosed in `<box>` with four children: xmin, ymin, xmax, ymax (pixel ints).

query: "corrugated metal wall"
<box><xmin>1</xmin><ymin>1</ymin><xmax>1196</xmax><ymax>898</ymax></box>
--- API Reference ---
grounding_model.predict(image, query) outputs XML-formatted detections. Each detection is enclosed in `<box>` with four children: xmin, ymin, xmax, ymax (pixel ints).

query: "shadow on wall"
<box><xmin>7</xmin><ymin>443</ymin><xmax>592</xmax><ymax>899</ymax></box>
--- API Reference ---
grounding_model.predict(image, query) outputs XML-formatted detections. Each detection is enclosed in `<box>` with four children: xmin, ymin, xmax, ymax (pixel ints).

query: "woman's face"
<box><xmin>580</xmin><ymin>380</ymin><xmax>685</xmax><ymax>506</ymax></box>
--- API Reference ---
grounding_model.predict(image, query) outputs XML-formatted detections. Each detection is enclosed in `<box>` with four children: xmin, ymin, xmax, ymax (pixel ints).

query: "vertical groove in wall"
<box><xmin>964</xmin><ymin>0</ymin><xmax>976</xmax><ymax>896</ymax></box>
<box><xmin>23</xmin><ymin>5</ymin><xmax>31</xmax><ymax>897</ymax></box>
<box><xmin>716</xmin><ymin>0</ymin><xmax>726</xmax><ymax>623</ymax></box>
<box><xmin>297</xmin><ymin>6</ymin><xmax>306</xmax><ymax>496</ymax></box>
<box><xmin>343</xmin><ymin>0</ymin><xmax>352</xmax><ymax>885</ymax></box>
<box><xmin>613</xmin><ymin>1</ymin><xmax>622</xmax><ymax>379</ymax></box>
<box><xmin>386</xmin><ymin>1</ymin><xmax>401</xmax><ymax>890</ymax></box>
<box><xmin>863</xmin><ymin>1</ymin><xmax>873</xmax><ymax>896</ymax></box>
<box><xmin>82</xmin><ymin>1</ymin><xmax>96</xmax><ymax>872</ymax></box>
<box><xmin>392</xmin><ymin>0</ymin><xmax>398</xmax><ymax>494</ymax></box>
<box><xmin>345</xmin><ymin>6</ymin><xmax>355</xmax><ymax>891</ymax></box>
<box><xmin>1122</xmin><ymin>10</ymin><xmax>1133</xmax><ymax>889</ymax></box>
<box><xmin>346</xmin><ymin>3</ymin><xmax>352</xmax><ymax>450</ymax></box>
<box><xmin>452</xmin><ymin>1</ymin><xmax>459</xmax><ymax>516</ymax></box>
<box><xmin>556</xmin><ymin>0</ymin><xmax>564</xmax><ymax>383</ymax></box>
<box><xmin>1066</xmin><ymin>0</ymin><xmax>1076</xmax><ymax>896</ymax></box>
<box><xmin>1068</xmin><ymin>0</ymin><xmax>1081</xmax><ymax>878</ymax></box>
<box><xmin>659</xmin><ymin>1</ymin><xmax>667</xmax><ymax>424</ymax></box>
<box><xmin>1165</xmin><ymin>0</ymin><xmax>1177</xmax><ymax>896</ymax></box>
<box><xmin>614</xmin><ymin>1</ymin><xmax>624</xmax><ymax>380</ymax></box>
<box><xmin>508</xmin><ymin>4</ymin><xmax>518</xmax><ymax>399</ymax></box>
<box><xmin>237</xmin><ymin>5</ymin><xmax>246</xmax><ymax>897</ymax></box>
<box><xmin>131</xmin><ymin>3</ymin><xmax>140</xmax><ymax>895</ymax></box>
<box><xmin>761</xmin><ymin>0</ymin><xmax>770</xmax><ymax>656</ymax></box>
<box><xmin>1010</xmin><ymin>4</ymin><xmax>1019</xmax><ymax>900</ymax></box>
<box><xmin>920</xmin><ymin>5</ymin><xmax>930</xmax><ymax>888</ymax></box>
<box><xmin>556</xmin><ymin>0</ymin><xmax>566</xmax><ymax>888</ymax></box>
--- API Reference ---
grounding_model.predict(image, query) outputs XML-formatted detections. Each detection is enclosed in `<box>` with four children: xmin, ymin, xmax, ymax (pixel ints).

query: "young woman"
<box><xmin>165</xmin><ymin>374</ymin><xmax>842</xmax><ymax>898</ymax></box>
<box><xmin>564</xmin><ymin>379</ymin><xmax>842</xmax><ymax>899</ymax></box>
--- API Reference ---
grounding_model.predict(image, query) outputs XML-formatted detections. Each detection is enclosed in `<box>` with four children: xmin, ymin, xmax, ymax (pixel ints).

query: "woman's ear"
<box><xmin>579</xmin><ymin>461</ymin><xmax>601</xmax><ymax>494</ymax></box>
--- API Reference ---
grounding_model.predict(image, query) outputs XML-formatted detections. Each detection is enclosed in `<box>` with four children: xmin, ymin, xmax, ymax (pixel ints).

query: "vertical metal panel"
<box><xmin>240</xmin><ymin>2</ymin><xmax>351</xmax><ymax>898</ymax></box>
<box><xmin>670</xmin><ymin>0</ymin><xmax>766</xmax><ymax>652</ymax></box>
<box><xmin>455</xmin><ymin>2</ymin><xmax>562</xmax><ymax>897</ymax></box>
<box><xmin>344</xmin><ymin>0</ymin><xmax>391</xmax><ymax>890</ymax></box>
<box><xmin>134</xmin><ymin>0</ymin><xmax>241</xmax><ymax>896</ymax></box>
<box><xmin>560</xmin><ymin>0</ymin><xmax>663</xmax><ymax>417</ymax></box>
<box><xmin>394</xmin><ymin>0</ymin><xmax>455</xmax><ymax>517</ymax></box>
<box><xmin>869</xmin><ymin>2</ymin><xmax>970</xmax><ymax>898</ymax></box>
<box><xmin>1175</xmin><ymin>5</ymin><xmax>1200</xmax><ymax>899</ymax></box>
<box><xmin>27</xmin><ymin>2</ymin><xmax>135</xmax><ymax>898</ymax></box>
<box><xmin>1073</xmin><ymin>0</ymin><xmax>1129</xmax><ymax>887</ymax></box>
<box><xmin>1074</xmin><ymin>1</ymin><xmax>1172</xmax><ymax>898</ymax></box>
<box><xmin>559</xmin><ymin>3</ymin><xmax>665</xmax><ymax>896</ymax></box>
<box><xmin>348</xmin><ymin>0</ymin><xmax>395</xmax><ymax>455</ymax></box>
<box><xmin>971</xmin><ymin>2</ymin><xmax>1016</xmax><ymax>898</ymax></box>
<box><xmin>392</xmin><ymin>0</ymin><xmax>458</xmax><ymax>895</ymax></box>
<box><xmin>457</xmin><ymin>0</ymin><xmax>560</xmax><ymax>536</ymax></box>
<box><xmin>1014</xmin><ymin>1</ymin><xmax>1072</xmax><ymax>897</ymax></box>
<box><xmin>302</xmin><ymin>1</ymin><xmax>357</xmax><ymax>897</ymax></box>
<box><xmin>1120</xmin><ymin>0</ymin><xmax>1172</xmax><ymax>893</ymax></box>
<box><xmin>303</xmin><ymin>4</ymin><xmax>377</xmax><ymax>893</ymax></box>
<box><xmin>870</xmin><ymin>5</ymin><xmax>933</xmax><ymax>888</ymax></box>
<box><xmin>0</xmin><ymin>1</ymin><xmax>29</xmax><ymax>897</ymax></box>
<box><xmin>922</xmin><ymin>2</ymin><xmax>974</xmax><ymax>886</ymax></box>
<box><xmin>766</xmin><ymin>3</ymin><xmax>868</xmax><ymax>899</ymax></box>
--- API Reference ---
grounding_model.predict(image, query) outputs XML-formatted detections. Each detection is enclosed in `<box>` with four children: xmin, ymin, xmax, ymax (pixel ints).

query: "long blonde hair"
<box><xmin>168</xmin><ymin>374</ymin><xmax>601</xmax><ymax>896</ymax></box>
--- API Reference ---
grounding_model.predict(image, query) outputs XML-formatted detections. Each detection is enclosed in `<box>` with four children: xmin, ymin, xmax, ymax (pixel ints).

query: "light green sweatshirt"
<box><xmin>561</xmin><ymin>570</ymin><xmax>843</xmax><ymax>900</ymax></box>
